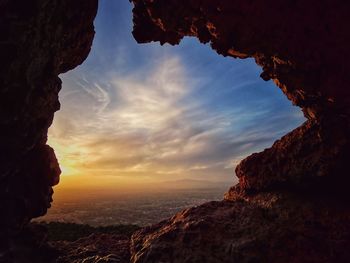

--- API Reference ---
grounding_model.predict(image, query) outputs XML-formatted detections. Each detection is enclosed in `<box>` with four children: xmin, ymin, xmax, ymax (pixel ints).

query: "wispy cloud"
<box><xmin>48</xmin><ymin>0</ymin><xmax>305</xmax><ymax>186</ymax></box>
<box><xmin>49</xmin><ymin>52</ymin><xmax>304</xmax><ymax>185</ymax></box>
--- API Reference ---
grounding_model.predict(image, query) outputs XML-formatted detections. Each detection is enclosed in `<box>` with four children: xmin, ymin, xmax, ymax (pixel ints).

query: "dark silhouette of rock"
<box><xmin>129</xmin><ymin>0</ymin><xmax>350</xmax><ymax>262</ymax></box>
<box><xmin>0</xmin><ymin>223</ymin><xmax>59</xmax><ymax>263</ymax></box>
<box><xmin>0</xmin><ymin>0</ymin><xmax>97</xmax><ymax>261</ymax></box>
<box><xmin>131</xmin><ymin>0</ymin><xmax>350</xmax><ymax>194</ymax></box>
<box><xmin>1</xmin><ymin>0</ymin><xmax>350</xmax><ymax>262</ymax></box>
<box><xmin>54</xmin><ymin>233</ymin><xmax>130</xmax><ymax>263</ymax></box>
<box><xmin>131</xmin><ymin>195</ymin><xmax>350</xmax><ymax>263</ymax></box>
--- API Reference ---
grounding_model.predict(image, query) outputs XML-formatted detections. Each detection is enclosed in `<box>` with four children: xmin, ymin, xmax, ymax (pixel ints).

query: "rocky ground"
<box><xmin>36</xmin><ymin>191</ymin><xmax>350</xmax><ymax>263</ymax></box>
<box><xmin>54</xmin><ymin>234</ymin><xmax>130</xmax><ymax>263</ymax></box>
<box><xmin>1</xmin><ymin>0</ymin><xmax>350</xmax><ymax>262</ymax></box>
<box><xmin>26</xmin><ymin>222</ymin><xmax>138</xmax><ymax>263</ymax></box>
<box><xmin>127</xmin><ymin>1</ymin><xmax>350</xmax><ymax>261</ymax></box>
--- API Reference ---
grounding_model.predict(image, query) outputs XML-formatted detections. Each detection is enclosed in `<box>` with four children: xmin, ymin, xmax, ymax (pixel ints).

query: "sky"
<box><xmin>48</xmin><ymin>0</ymin><xmax>305</xmax><ymax>191</ymax></box>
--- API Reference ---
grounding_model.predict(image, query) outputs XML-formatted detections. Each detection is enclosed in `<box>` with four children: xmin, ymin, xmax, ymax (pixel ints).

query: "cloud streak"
<box><xmin>49</xmin><ymin>52</ymin><xmax>304</xmax><ymax>185</ymax></box>
<box><xmin>48</xmin><ymin>1</ymin><xmax>305</xmax><ymax>186</ymax></box>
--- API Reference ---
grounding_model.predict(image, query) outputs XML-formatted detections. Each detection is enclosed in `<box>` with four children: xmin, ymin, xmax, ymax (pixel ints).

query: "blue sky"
<box><xmin>48</xmin><ymin>0</ymin><xmax>305</xmax><ymax>186</ymax></box>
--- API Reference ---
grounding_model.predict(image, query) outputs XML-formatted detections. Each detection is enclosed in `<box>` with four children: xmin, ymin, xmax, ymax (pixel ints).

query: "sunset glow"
<box><xmin>48</xmin><ymin>1</ymin><xmax>305</xmax><ymax>191</ymax></box>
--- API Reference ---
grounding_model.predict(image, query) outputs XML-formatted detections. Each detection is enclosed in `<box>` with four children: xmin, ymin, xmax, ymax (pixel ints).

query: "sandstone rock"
<box><xmin>0</xmin><ymin>223</ymin><xmax>59</xmax><ymax>263</ymax></box>
<box><xmin>131</xmin><ymin>0</ymin><xmax>350</xmax><ymax>193</ymax></box>
<box><xmin>131</xmin><ymin>192</ymin><xmax>350</xmax><ymax>263</ymax></box>
<box><xmin>54</xmin><ymin>233</ymin><xmax>130</xmax><ymax>263</ymax></box>
<box><xmin>129</xmin><ymin>0</ymin><xmax>350</xmax><ymax>261</ymax></box>
<box><xmin>0</xmin><ymin>0</ymin><xmax>97</xmax><ymax>259</ymax></box>
<box><xmin>235</xmin><ymin>119</ymin><xmax>350</xmax><ymax>194</ymax></box>
<box><xmin>1</xmin><ymin>0</ymin><xmax>350</xmax><ymax>262</ymax></box>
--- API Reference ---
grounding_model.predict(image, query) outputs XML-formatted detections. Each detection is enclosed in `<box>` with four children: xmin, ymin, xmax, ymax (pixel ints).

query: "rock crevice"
<box><xmin>1</xmin><ymin>0</ymin><xmax>350</xmax><ymax>262</ymax></box>
<box><xmin>129</xmin><ymin>0</ymin><xmax>350</xmax><ymax>262</ymax></box>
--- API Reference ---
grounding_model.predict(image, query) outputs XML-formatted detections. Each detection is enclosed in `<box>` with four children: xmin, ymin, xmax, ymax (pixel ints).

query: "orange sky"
<box><xmin>47</xmin><ymin>1</ymin><xmax>304</xmax><ymax>194</ymax></box>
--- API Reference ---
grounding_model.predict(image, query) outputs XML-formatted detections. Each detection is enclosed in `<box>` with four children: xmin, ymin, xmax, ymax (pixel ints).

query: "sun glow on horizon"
<box><xmin>47</xmin><ymin>0</ymin><xmax>305</xmax><ymax>192</ymax></box>
<box><xmin>49</xmin><ymin>56</ymin><xmax>239</xmax><ymax>183</ymax></box>
<box><xmin>47</xmin><ymin>137</ymin><xmax>80</xmax><ymax>177</ymax></box>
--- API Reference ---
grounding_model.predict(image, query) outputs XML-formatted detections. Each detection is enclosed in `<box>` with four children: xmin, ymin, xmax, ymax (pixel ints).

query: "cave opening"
<box><xmin>40</xmin><ymin>0</ymin><xmax>305</xmax><ymax>226</ymax></box>
<box><xmin>3</xmin><ymin>0</ymin><xmax>350</xmax><ymax>262</ymax></box>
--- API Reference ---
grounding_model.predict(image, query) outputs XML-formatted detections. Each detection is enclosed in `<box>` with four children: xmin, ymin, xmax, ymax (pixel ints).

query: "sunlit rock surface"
<box><xmin>55</xmin><ymin>234</ymin><xmax>130</xmax><ymax>263</ymax></box>
<box><xmin>132</xmin><ymin>194</ymin><xmax>350</xmax><ymax>263</ymax></box>
<box><xmin>131</xmin><ymin>0</ymin><xmax>350</xmax><ymax>194</ymax></box>
<box><xmin>1</xmin><ymin>0</ymin><xmax>350</xmax><ymax>262</ymax></box>
<box><xmin>0</xmin><ymin>0</ymin><xmax>97</xmax><ymax>261</ymax></box>
<box><xmin>130</xmin><ymin>0</ymin><xmax>350</xmax><ymax>262</ymax></box>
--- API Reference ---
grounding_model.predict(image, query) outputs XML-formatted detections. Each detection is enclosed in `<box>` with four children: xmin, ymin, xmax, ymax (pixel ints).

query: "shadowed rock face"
<box><xmin>54</xmin><ymin>234</ymin><xmax>131</xmax><ymax>263</ymax></box>
<box><xmin>130</xmin><ymin>0</ymin><xmax>350</xmax><ymax>262</ymax></box>
<box><xmin>1</xmin><ymin>0</ymin><xmax>350</xmax><ymax>262</ymax></box>
<box><xmin>0</xmin><ymin>0</ymin><xmax>97</xmax><ymax>260</ymax></box>
<box><xmin>131</xmin><ymin>195</ymin><xmax>350</xmax><ymax>263</ymax></box>
<box><xmin>131</xmin><ymin>0</ymin><xmax>350</xmax><ymax>194</ymax></box>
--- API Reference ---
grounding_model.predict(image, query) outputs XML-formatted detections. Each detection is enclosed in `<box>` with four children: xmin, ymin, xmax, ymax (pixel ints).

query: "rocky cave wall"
<box><xmin>131</xmin><ymin>0</ymin><xmax>350</xmax><ymax>195</ymax></box>
<box><xmin>129</xmin><ymin>0</ymin><xmax>350</xmax><ymax>262</ymax></box>
<box><xmin>1</xmin><ymin>0</ymin><xmax>350</xmax><ymax>262</ymax></box>
<box><xmin>0</xmin><ymin>0</ymin><xmax>97</xmax><ymax>260</ymax></box>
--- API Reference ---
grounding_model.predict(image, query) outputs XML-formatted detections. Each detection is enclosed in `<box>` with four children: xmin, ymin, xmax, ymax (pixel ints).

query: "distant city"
<box><xmin>37</xmin><ymin>182</ymin><xmax>229</xmax><ymax>226</ymax></box>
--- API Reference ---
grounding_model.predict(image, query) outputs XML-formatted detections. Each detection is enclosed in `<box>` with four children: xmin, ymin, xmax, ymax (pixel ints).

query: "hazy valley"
<box><xmin>38</xmin><ymin>181</ymin><xmax>229</xmax><ymax>226</ymax></box>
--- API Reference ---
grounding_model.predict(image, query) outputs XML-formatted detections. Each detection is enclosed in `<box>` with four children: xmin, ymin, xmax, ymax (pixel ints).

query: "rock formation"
<box><xmin>0</xmin><ymin>0</ymin><xmax>97</xmax><ymax>261</ymax></box>
<box><xmin>131</xmin><ymin>0</ymin><xmax>350</xmax><ymax>195</ymax></box>
<box><xmin>131</xmin><ymin>195</ymin><xmax>350</xmax><ymax>262</ymax></box>
<box><xmin>1</xmin><ymin>0</ymin><xmax>350</xmax><ymax>262</ymax></box>
<box><xmin>129</xmin><ymin>0</ymin><xmax>350</xmax><ymax>262</ymax></box>
<box><xmin>54</xmin><ymin>233</ymin><xmax>131</xmax><ymax>263</ymax></box>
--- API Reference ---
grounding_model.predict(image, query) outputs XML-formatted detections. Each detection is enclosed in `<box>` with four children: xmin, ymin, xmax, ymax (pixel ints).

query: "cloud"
<box><xmin>49</xmin><ymin>47</ymin><xmax>304</xmax><ymax>184</ymax></box>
